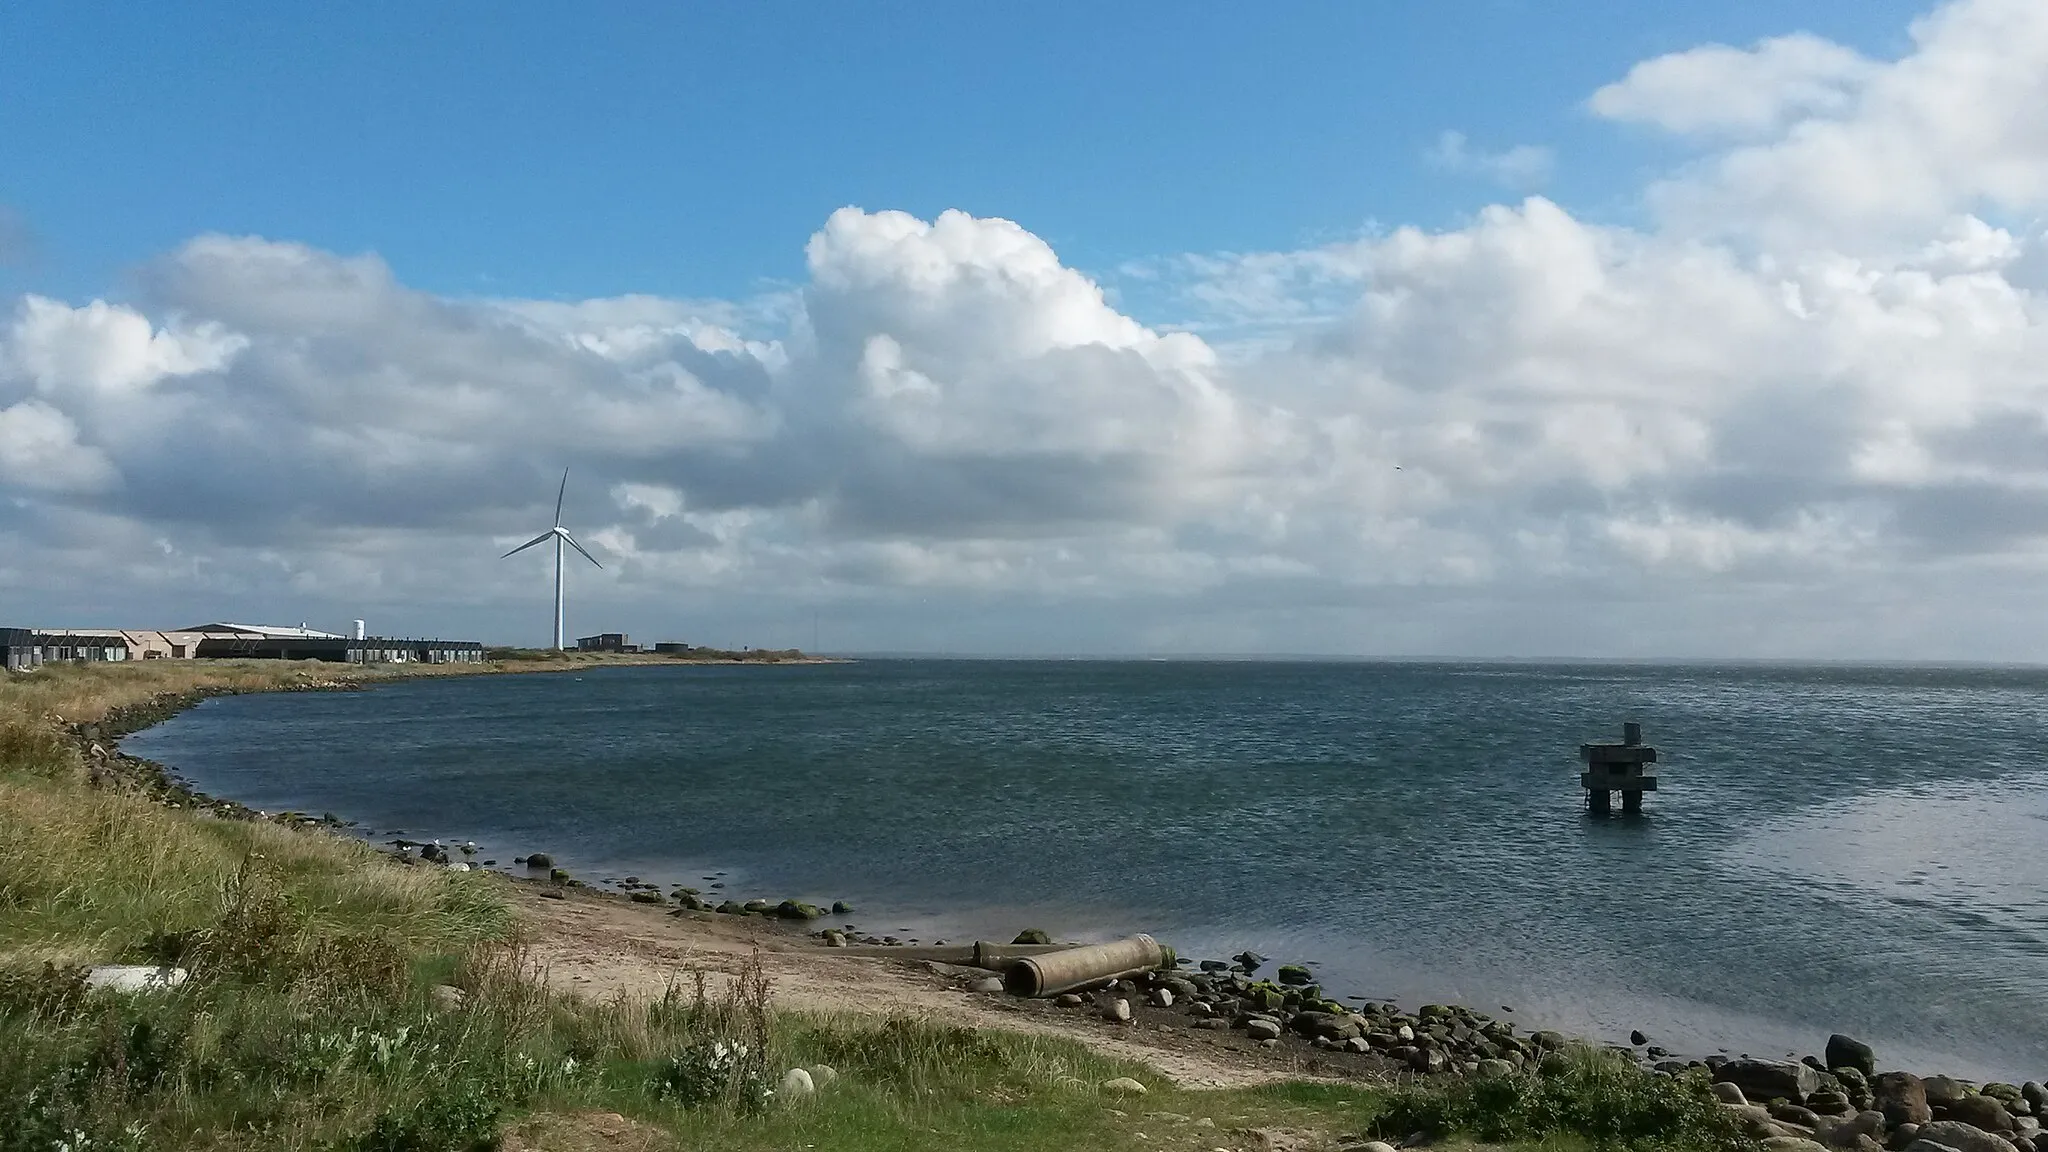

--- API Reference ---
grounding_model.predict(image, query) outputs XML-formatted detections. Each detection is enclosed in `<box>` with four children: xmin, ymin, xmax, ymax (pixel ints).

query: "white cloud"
<box><xmin>0</xmin><ymin>400</ymin><xmax>118</xmax><ymax>493</ymax></box>
<box><xmin>8</xmin><ymin>0</ymin><xmax>2048</xmax><ymax>658</ymax></box>
<box><xmin>1643</xmin><ymin>0</ymin><xmax>2048</xmax><ymax>251</ymax></box>
<box><xmin>1588</xmin><ymin>32</ymin><xmax>1877</xmax><ymax>138</ymax></box>
<box><xmin>1425</xmin><ymin>131</ymin><xmax>1555</xmax><ymax>190</ymax></box>
<box><xmin>3</xmin><ymin>296</ymin><xmax>244</xmax><ymax>398</ymax></box>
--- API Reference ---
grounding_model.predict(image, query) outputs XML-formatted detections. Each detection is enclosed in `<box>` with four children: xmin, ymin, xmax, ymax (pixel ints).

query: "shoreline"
<box><xmin>74</xmin><ymin>659</ymin><xmax>2048</xmax><ymax>1134</ymax></box>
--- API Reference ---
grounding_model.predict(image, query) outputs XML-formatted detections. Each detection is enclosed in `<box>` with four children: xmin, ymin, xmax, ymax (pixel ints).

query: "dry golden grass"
<box><xmin>0</xmin><ymin>658</ymin><xmax>375</xmax><ymax>728</ymax></box>
<box><xmin>0</xmin><ymin>660</ymin><xmax>506</xmax><ymax>968</ymax></box>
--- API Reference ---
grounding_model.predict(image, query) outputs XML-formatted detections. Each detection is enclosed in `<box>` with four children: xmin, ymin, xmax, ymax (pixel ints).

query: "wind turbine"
<box><xmin>502</xmin><ymin>469</ymin><xmax>602</xmax><ymax>650</ymax></box>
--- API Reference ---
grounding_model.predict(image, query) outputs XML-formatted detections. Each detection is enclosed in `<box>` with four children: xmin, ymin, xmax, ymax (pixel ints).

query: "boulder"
<box><xmin>1101</xmin><ymin>1077</ymin><xmax>1148</xmax><ymax>1096</ymax></box>
<box><xmin>1476</xmin><ymin>1058</ymin><xmax>1516</xmax><ymax>1078</ymax></box>
<box><xmin>1827</xmin><ymin>1112</ymin><xmax>1888</xmax><ymax>1149</ymax></box>
<box><xmin>1234</xmin><ymin>951</ymin><xmax>1266</xmax><ymax>973</ymax></box>
<box><xmin>1013</xmin><ymin>928</ymin><xmax>1053</xmax><ymax>945</ymax></box>
<box><xmin>1104</xmin><ymin>998</ymin><xmax>1132</xmax><ymax>1024</ymax></box>
<box><xmin>630</xmin><ymin>891</ymin><xmax>662</xmax><ymax>904</ymax></box>
<box><xmin>1276</xmin><ymin>964</ymin><xmax>1313</xmax><ymax>986</ymax></box>
<box><xmin>1726</xmin><ymin>1104</ymin><xmax>1784</xmax><ymax>1138</ymax></box>
<box><xmin>1776</xmin><ymin>1105</ymin><xmax>1828</xmax><ymax>1130</ymax></box>
<box><xmin>1151</xmin><ymin>988</ymin><xmax>1175</xmax><ymax>1008</ymax></box>
<box><xmin>1828</xmin><ymin>1036</ymin><xmax>1878</xmax><ymax>1078</ymax></box>
<box><xmin>774</xmin><ymin>900</ymin><xmax>823</xmax><ymax>920</ymax></box>
<box><xmin>1410</xmin><ymin>1047</ymin><xmax>1448</xmax><ymax>1074</ymax></box>
<box><xmin>1245</xmin><ymin>1017</ymin><xmax>1283</xmax><ymax>1042</ymax></box>
<box><xmin>808</xmin><ymin>1064</ymin><xmax>838</xmax><ymax>1088</ymax></box>
<box><xmin>1888</xmin><ymin>1123</ymin><xmax>1923</xmax><ymax>1151</ymax></box>
<box><xmin>820</xmin><ymin>929</ymin><xmax>845</xmax><ymax>947</ymax></box>
<box><xmin>831</xmin><ymin>901</ymin><xmax>853</xmax><ymax>915</ymax></box>
<box><xmin>2025</xmin><ymin>1086</ymin><xmax>2048</xmax><ymax>1114</ymax></box>
<box><xmin>968</xmin><ymin>977</ymin><xmax>1004</xmax><ymax>995</ymax></box>
<box><xmin>1984</xmin><ymin>1086</ymin><xmax>2024</xmax><ymax>1105</ymax></box>
<box><xmin>1809</xmin><ymin>1093</ymin><xmax>1856</xmax><ymax>1117</ymax></box>
<box><xmin>779</xmin><ymin>1067</ymin><xmax>815</xmax><ymax>1100</ymax></box>
<box><xmin>1914</xmin><ymin>1121</ymin><xmax>2023</xmax><ymax>1152</ymax></box>
<box><xmin>1925</xmin><ymin>1078</ymin><xmax>1972</xmax><ymax>1107</ymax></box>
<box><xmin>1723</xmin><ymin>1059</ymin><xmax>1823</xmax><ymax>1104</ymax></box>
<box><xmin>1056</xmin><ymin>993</ymin><xmax>1084</xmax><ymax>1008</ymax></box>
<box><xmin>1765</xmin><ymin>1139</ymin><xmax>1833</xmax><ymax>1152</ymax></box>
<box><xmin>525</xmin><ymin>852</ymin><xmax>552</xmax><ymax>868</ymax></box>
<box><xmin>1949</xmin><ymin>1099</ymin><xmax>2017</xmax><ymax>1134</ymax></box>
<box><xmin>1877</xmin><ymin>1074</ymin><xmax>1935</xmax><ymax>1127</ymax></box>
<box><xmin>1715</xmin><ymin>1082</ymin><xmax>1752</xmax><ymax>1105</ymax></box>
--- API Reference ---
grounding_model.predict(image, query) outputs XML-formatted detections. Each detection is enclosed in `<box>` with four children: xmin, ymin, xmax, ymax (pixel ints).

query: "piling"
<box><xmin>1580</xmin><ymin>722</ymin><xmax>1658</xmax><ymax>814</ymax></box>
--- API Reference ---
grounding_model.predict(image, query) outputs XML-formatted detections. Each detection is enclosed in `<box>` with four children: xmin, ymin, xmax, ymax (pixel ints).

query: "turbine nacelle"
<box><xmin>500</xmin><ymin>525</ymin><xmax>601</xmax><ymax>568</ymax></box>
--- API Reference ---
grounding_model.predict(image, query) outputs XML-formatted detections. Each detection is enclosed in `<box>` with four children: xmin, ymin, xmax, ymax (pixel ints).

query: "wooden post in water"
<box><xmin>1580</xmin><ymin>722</ymin><xmax>1658</xmax><ymax>814</ymax></box>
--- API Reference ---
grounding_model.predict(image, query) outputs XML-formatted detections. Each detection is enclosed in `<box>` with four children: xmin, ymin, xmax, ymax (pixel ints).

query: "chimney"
<box><xmin>354</xmin><ymin>620</ymin><xmax>366</xmax><ymax>640</ymax></box>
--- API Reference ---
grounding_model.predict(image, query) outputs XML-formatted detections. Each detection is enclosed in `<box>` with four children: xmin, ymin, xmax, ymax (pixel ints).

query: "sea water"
<box><xmin>125</xmin><ymin>659</ymin><xmax>2048</xmax><ymax>1080</ymax></box>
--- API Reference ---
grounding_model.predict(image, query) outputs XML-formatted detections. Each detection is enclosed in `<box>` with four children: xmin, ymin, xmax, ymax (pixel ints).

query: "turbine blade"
<box><xmin>501</xmin><ymin>530</ymin><xmax>555</xmax><ymax>559</ymax></box>
<box><xmin>554</xmin><ymin>468</ymin><xmax>569</xmax><ymax>527</ymax></box>
<box><xmin>559</xmin><ymin>531</ymin><xmax>603</xmax><ymax>569</ymax></box>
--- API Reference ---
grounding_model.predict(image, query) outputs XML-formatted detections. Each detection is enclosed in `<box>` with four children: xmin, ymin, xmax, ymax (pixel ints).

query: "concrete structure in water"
<box><xmin>1580</xmin><ymin>721</ymin><xmax>1658</xmax><ymax>814</ymax></box>
<box><xmin>1</xmin><ymin>622</ymin><xmax>484</xmax><ymax>670</ymax></box>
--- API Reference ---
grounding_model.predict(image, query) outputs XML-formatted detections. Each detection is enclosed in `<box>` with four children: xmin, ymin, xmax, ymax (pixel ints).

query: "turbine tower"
<box><xmin>502</xmin><ymin>469</ymin><xmax>602</xmax><ymax>650</ymax></box>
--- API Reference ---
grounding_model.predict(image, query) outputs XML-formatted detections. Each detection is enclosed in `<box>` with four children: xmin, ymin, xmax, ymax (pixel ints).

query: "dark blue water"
<box><xmin>126</xmin><ymin>660</ymin><xmax>2048</xmax><ymax>1080</ymax></box>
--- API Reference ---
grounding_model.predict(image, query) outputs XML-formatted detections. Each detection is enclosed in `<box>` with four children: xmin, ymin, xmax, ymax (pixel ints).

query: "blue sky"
<box><xmin>5</xmin><ymin>0</ymin><xmax>2048</xmax><ymax>658</ymax></box>
<box><xmin>5</xmin><ymin>1</ymin><xmax>1923</xmax><ymax>310</ymax></box>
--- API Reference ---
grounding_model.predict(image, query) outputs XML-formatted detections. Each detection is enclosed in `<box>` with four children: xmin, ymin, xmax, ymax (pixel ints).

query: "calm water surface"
<box><xmin>126</xmin><ymin>660</ymin><xmax>2048</xmax><ymax>1080</ymax></box>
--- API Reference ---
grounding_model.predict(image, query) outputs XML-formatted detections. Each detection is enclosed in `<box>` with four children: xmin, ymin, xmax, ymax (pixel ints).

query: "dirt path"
<box><xmin>511</xmin><ymin>885</ymin><xmax>1333</xmax><ymax>1091</ymax></box>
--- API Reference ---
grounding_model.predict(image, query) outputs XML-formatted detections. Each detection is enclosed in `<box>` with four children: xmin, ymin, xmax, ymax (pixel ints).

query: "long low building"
<box><xmin>1</xmin><ymin>623</ymin><xmax>484</xmax><ymax>671</ymax></box>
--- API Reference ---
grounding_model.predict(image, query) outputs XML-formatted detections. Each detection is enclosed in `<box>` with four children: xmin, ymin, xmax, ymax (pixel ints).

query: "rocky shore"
<box><xmin>83</xmin><ymin>669</ymin><xmax>2048</xmax><ymax>1144</ymax></box>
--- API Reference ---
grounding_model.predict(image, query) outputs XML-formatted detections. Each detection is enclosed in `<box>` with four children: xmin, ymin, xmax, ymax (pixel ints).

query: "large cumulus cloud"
<box><xmin>5</xmin><ymin>0</ymin><xmax>2048</xmax><ymax>656</ymax></box>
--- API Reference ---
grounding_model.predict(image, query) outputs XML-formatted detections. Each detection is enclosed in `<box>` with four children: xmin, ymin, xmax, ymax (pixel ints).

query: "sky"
<box><xmin>2</xmin><ymin>0</ymin><xmax>2046</xmax><ymax>658</ymax></box>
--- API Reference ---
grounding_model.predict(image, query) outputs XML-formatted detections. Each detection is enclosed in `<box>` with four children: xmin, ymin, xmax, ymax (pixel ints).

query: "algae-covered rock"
<box><xmin>1276</xmin><ymin>964</ymin><xmax>1313</xmax><ymax>986</ymax></box>
<box><xmin>630</xmin><ymin>891</ymin><xmax>663</xmax><ymax>904</ymax></box>
<box><xmin>775</xmin><ymin>900</ymin><xmax>824</xmax><ymax>920</ymax></box>
<box><xmin>831</xmin><ymin>900</ymin><xmax>853</xmax><ymax>915</ymax></box>
<box><xmin>1012</xmin><ymin>928</ymin><xmax>1053</xmax><ymax>945</ymax></box>
<box><xmin>1244</xmin><ymin>984</ymin><xmax>1285</xmax><ymax>1012</ymax></box>
<box><xmin>548</xmin><ymin>867</ymin><xmax>570</xmax><ymax>882</ymax></box>
<box><xmin>526</xmin><ymin>852</ymin><xmax>553</xmax><ymax>868</ymax></box>
<box><xmin>1828</xmin><ymin>1034</ymin><xmax>1877</xmax><ymax>1078</ymax></box>
<box><xmin>716</xmin><ymin>900</ymin><xmax>747</xmax><ymax>914</ymax></box>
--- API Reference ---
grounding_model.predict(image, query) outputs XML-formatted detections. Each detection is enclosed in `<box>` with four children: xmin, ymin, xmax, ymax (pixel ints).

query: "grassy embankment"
<box><xmin>0</xmin><ymin>660</ymin><xmax>1748</xmax><ymax>1151</ymax></box>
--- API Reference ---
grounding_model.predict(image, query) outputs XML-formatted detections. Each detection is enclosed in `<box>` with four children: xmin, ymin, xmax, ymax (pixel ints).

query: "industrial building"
<box><xmin>1</xmin><ymin>622</ymin><xmax>484</xmax><ymax>671</ymax></box>
<box><xmin>574</xmin><ymin>633</ymin><xmax>639</xmax><ymax>652</ymax></box>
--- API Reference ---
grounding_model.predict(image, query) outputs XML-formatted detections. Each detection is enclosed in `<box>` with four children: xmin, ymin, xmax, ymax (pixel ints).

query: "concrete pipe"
<box><xmin>970</xmin><ymin>941</ymin><xmax>1074</xmax><ymax>969</ymax></box>
<box><xmin>1002</xmin><ymin>934</ymin><xmax>1166</xmax><ymax>998</ymax></box>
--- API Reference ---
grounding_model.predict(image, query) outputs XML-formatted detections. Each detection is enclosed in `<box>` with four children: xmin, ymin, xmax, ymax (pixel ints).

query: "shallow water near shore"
<box><xmin>126</xmin><ymin>659</ymin><xmax>2048</xmax><ymax>1081</ymax></box>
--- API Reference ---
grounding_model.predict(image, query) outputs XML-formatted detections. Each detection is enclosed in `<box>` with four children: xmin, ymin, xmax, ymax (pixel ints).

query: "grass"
<box><xmin>0</xmin><ymin>661</ymin><xmax>1752</xmax><ymax>1151</ymax></box>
